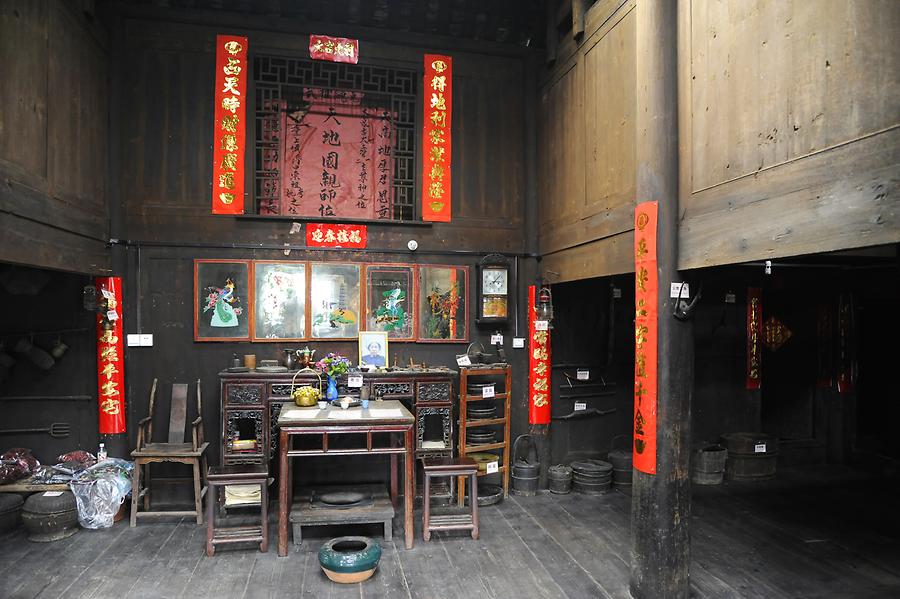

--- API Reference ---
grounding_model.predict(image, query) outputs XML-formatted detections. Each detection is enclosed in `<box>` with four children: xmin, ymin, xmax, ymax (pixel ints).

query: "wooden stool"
<box><xmin>421</xmin><ymin>457</ymin><xmax>479</xmax><ymax>541</ymax></box>
<box><xmin>206</xmin><ymin>464</ymin><xmax>268</xmax><ymax>557</ymax></box>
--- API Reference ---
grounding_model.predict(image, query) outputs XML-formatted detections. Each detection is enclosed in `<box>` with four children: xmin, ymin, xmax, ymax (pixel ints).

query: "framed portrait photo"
<box><xmin>194</xmin><ymin>259</ymin><xmax>251</xmax><ymax>342</ymax></box>
<box><xmin>358</xmin><ymin>331</ymin><xmax>389</xmax><ymax>368</ymax></box>
<box><xmin>252</xmin><ymin>261</ymin><xmax>307</xmax><ymax>341</ymax></box>
<box><xmin>417</xmin><ymin>265</ymin><xmax>469</xmax><ymax>342</ymax></box>
<box><xmin>364</xmin><ymin>264</ymin><xmax>415</xmax><ymax>341</ymax></box>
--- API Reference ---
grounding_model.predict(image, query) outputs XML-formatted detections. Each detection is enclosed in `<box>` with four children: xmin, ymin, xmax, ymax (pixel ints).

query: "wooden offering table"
<box><xmin>276</xmin><ymin>401</ymin><xmax>416</xmax><ymax>556</ymax></box>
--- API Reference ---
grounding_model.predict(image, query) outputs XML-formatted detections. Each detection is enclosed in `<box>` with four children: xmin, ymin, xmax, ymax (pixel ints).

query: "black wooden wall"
<box><xmin>103</xmin><ymin>10</ymin><xmax>538</xmax><ymax>468</ymax></box>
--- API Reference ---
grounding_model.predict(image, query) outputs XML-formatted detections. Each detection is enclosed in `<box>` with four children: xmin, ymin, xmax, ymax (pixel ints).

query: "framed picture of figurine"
<box><xmin>309</xmin><ymin>262</ymin><xmax>361</xmax><ymax>340</ymax></box>
<box><xmin>364</xmin><ymin>264</ymin><xmax>415</xmax><ymax>341</ymax></box>
<box><xmin>251</xmin><ymin>261</ymin><xmax>307</xmax><ymax>341</ymax></box>
<box><xmin>417</xmin><ymin>265</ymin><xmax>468</xmax><ymax>343</ymax></box>
<box><xmin>194</xmin><ymin>259</ymin><xmax>252</xmax><ymax>342</ymax></box>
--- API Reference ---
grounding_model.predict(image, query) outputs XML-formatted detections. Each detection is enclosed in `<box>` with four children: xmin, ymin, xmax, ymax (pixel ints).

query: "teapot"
<box><xmin>291</xmin><ymin>368</ymin><xmax>322</xmax><ymax>407</ymax></box>
<box><xmin>282</xmin><ymin>349</ymin><xmax>297</xmax><ymax>370</ymax></box>
<box><xmin>296</xmin><ymin>346</ymin><xmax>316</xmax><ymax>369</ymax></box>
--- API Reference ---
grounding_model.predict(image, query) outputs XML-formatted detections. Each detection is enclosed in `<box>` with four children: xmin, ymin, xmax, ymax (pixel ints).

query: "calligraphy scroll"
<box><xmin>837</xmin><ymin>294</ymin><xmax>854</xmax><ymax>393</ymax></box>
<box><xmin>275</xmin><ymin>91</ymin><xmax>395</xmax><ymax>219</ymax></box>
<box><xmin>633</xmin><ymin>202</ymin><xmax>658</xmax><ymax>474</ymax></box>
<box><xmin>212</xmin><ymin>35</ymin><xmax>248</xmax><ymax>214</ymax></box>
<box><xmin>528</xmin><ymin>285</ymin><xmax>551</xmax><ymax>425</ymax></box>
<box><xmin>746</xmin><ymin>287</ymin><xmax>762</xmax><ymax>389</ymax></box>
<box><xmin>309</xmin><ymin>35</ymin><xmax>359</xmax><ymax>64</ymax></box>
<box><xmin>95</xmin><ymin>277</ymin><xmax>126</xmax><ymax>434</ymax></box>
<box><xmin>816</xmin><ymin>303</ymin><xmax>833</xmax><ymax>388</ymax></box>
<box><xmin>422</xmin><ymin>54</ymin><xmax>452</xmax><ymax>222</ymax></box>
<box><xmin>306</xmin><ymin>223</ymin><xmax>367</xmax><ymax>249</ymax></box>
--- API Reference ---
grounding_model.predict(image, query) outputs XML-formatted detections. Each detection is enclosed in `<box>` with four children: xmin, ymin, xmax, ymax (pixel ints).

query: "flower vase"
<box><xmin>326</xmin><ymin>375</ymin><xmax>339</xmax><ymax>402</ymax></box>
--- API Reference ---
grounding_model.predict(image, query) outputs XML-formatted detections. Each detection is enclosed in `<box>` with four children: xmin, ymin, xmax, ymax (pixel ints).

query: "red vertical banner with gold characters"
<box><xmin>95</xmin><ymin>277</ymin><xmax>126</xmax><ymax>434</ymax></box>
<box><xmin>212</xmin><ymin>35</ymin><xmax>248</xmax><ymax>214</ymax></box>
<box><xmin>746</xmin><ymin>287</ymin><xmax>762</xmax><ymax>389</ymax></box>
<box><xmin>422</xmin><ymin>54</ymin><xmax>452</xmax><ymax>222</ymax></box>
<box><xmin>633</xmin><ymin>202</ymin><xmax>658</xmax><ymax>475</ymax></box>
<box><xmin>528</xmin><ymin>285</ymin><xmax>551</xmax><ymax>425</ymax></box>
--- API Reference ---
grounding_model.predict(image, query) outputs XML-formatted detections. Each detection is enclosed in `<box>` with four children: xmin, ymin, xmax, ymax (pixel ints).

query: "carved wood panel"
<box><xmin>415</xmin><ymin>382</ymin><xmax>452</xmax><ymax>403</ymax></box>
<box><xmin>225</xmin><ymin>383</ymin><xmax>263</xmax><ymax>405</ymax></box>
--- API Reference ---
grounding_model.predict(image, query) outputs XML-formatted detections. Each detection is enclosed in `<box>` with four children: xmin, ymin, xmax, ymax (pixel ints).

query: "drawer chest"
<box><xmin>218</xmin><ymin>369</ymin><xmax>457</xmax><ymax>470</ymax></box>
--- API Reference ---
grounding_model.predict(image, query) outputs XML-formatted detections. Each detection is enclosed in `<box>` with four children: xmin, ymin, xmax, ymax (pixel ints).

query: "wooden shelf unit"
<box><xmin>457</xmin><ymin>364</ymin><xmax>512</xmax><ymax>505</ymax></box>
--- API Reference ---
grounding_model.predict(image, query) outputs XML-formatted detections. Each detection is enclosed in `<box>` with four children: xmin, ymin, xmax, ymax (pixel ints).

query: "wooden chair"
<box><xmin>131</xmin><ymin>378</ymin><xmax>209</xmax><ymax>526</ymax></box>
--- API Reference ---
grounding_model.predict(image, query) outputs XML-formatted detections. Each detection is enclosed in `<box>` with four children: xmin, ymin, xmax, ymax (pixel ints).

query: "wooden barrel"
<box><xmin>692</xmin><ymin>444</ymin><xmax>727</xmax><ymax>485</ymax></box>
<box><xmin>547</xmin><ymin>465</ymin><xmax>572</xmax><ymax>494</ymax></box>
<box><xmin>607</xmin><ymin>449</ymin><xmax>633</xmax><ymax>488</ymax></box>
<box><xmin>721</xmin><ymin>433</ymin><xmax>779</xmax><ymax>481</ymax></box>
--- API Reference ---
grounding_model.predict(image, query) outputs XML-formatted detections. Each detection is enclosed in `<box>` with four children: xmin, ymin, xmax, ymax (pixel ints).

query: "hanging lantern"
<box><xmin>536</xmin><ymin>286</ymin><xmax>554</xmax><ymax>327</ymax></box>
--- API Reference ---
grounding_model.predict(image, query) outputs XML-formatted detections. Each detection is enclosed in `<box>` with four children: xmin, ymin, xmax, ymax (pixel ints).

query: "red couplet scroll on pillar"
<box><xmin>212</xmin><ymin>34</ymin><xmax>248</xmax><ymax>215</ymax></box>
<box><xmin>422</xmin><ymin>54</ymin><xmax>452</xmax><ymax>222</ymax></box>
<box><xmin>528</xmin><ymin>285</ymin><xmax>551</xmax><ymax>425</ymax></box>
<box><xmin>633</xmin><ymin>202</ymin><xmax>658</xmax><ymax>475</ymax></box>
<box><xmin>95</xmin><ymin>277</ymin><xmax>126</xmax><ymax>434</ymax></box>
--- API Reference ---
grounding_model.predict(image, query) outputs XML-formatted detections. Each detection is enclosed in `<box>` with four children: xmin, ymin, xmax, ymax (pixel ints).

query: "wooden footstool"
<box><xmin>421</xmin><ymin>457</ymin><xmax>479</xmax><ymax>541</ymax></box>
<box><xmin>206</xmin><ymin>464</ymin><xmax>268</xmax><ymax>557</ymax></box>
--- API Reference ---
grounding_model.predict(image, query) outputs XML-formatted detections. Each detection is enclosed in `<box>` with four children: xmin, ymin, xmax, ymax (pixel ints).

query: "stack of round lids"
<box><xmin>467</xmin><ymin>382</ymin><xmax>497</xmax><ymax>396</ymax></box>
<box><xmin>466</xmin><ymin>428</ymin><xmax>496</xmax><ymax>446</ymax></box>
<box><xmin>570</xmin><ymin>459</ymin><xmax>613</xmax><ymax>494</ymax></box>
<box><xmin>467</xmin><ymin>404</ymin><xmax>497</xmax><ymax>420</ymax></box>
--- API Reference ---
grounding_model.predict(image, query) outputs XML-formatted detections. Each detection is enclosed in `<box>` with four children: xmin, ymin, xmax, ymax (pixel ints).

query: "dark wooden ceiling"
<box><xmin>101</xmin><ymin>0</ymin><xmax>546</xmax><ymax>47</ymax></box>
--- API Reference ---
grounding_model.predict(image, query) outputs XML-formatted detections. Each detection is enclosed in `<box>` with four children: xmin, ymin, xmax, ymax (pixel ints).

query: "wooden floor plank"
<box><xmin>0</xmin><ymin>465</ymin><xmax>897</xmax><ymax>599</ymax></box>
<box><xmin>128</xmin><ymin>518</ymin><xmax>206</xmax><ymax>599</ymax></box>
<box><xmin>470</xmin><ymin>499</ymin><xmax>569</xmax><ymax>599</ymax></box>
<box><xmin>502</xmin><ymin>495</ymin><xmax>608</xmax><ymax>598</ymax></box>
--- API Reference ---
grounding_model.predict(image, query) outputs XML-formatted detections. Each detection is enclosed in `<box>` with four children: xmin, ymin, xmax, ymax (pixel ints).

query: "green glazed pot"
<box><xmin>318</xmin><ymin>536</ymin><xmax>382</xmax><ymax>583</ymax></box>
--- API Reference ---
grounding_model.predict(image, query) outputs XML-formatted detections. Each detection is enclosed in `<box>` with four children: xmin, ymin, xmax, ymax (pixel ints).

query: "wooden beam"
<box><xmin>545</xmin><ymin>0</ymin><xmax>558</xmax><ymax>64</ymax></box>
<box><xmin>101</xmin><ymin>2</ymin><xmax>535</xmax><ymax>59</ymax></box>
<box><xmin>572</xmin><ymin>0</ymin><xmax>586</xmax><ymax>38</ymax></box>
<box><xmin>630</xmin><ymin>0</ymin><xmax>692</xmax><ymax>598</ymax></box>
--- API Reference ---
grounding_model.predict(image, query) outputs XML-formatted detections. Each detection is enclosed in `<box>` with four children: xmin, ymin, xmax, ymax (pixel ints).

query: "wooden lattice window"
<box><xmin>253</xmin><ymin>55</ymin><xmax>418</xmax><ymax>222</ymax></box>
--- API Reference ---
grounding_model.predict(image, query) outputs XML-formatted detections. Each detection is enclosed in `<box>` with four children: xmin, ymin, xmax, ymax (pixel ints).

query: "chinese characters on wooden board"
<box><xmin>261</xmin><ymin>92</ymin><xmax>395</xmax><ymax>219</ymax></box>
<box><xmin>95</xmin><ymin>277</ymin><xmax>126</xmax><ymax>434</ymax></box>
<box><xmin>212</xmin><ymin>35</ymin><xmax>248</xmax><ymax>214</ymax></box>
<box><xmin>633</xmin><ymin>202</ymin><xmax>658</xmax><ymax>474</ymax></box>
<box><xmin>746</xmin><ymin>287</ymin><xmax>762</xmax><ymax>389</ymax></box>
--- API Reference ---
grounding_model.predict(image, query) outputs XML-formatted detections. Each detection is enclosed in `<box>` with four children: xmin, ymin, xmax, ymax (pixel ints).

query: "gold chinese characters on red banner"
<box><xmin>633</xmin><ymin>202</ymin><xmax>658</xmax><ymax>474</ymax></box>
<box><xmin>306</xmin><ymin>224</ymin><xmax>368</xmax><ymax>249</ymax></box>
<box><xmin>422</xmin><ymin>54</ymin><xmax>452</xmax><ymax>222</ymax></box>
<box><xmin>212</xmin><ymin>35</ymin><xmax>248</xmax><ymax>214</ymax></box>
<box><xmin>95</xmin><ymin>277</ymin><xmax>126</xmax><ymax>434</ymax></box>
<box><xmin>528</xmin><ymin>285</ymin><xmax>551</xmax><ymax>424</ymax></box>
<box><xmin>309</xmin><ymin>35</ymin><xmax>359</xmax><ymax>64</ymax></box>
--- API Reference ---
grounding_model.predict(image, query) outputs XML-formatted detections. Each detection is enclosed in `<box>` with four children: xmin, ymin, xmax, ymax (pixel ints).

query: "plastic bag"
<box><xmin>0</xmin><ymin>447</ymin><xmax>40</xmax><ymax>485</ymax></box>
<box><xmin>57</xmin><ymin>450</ymin><xmax>97</xmax><ymax>468</ymax></box>
<box><xmin>69</xmin><ymin>458</ymin><xmax>134</xmax><ymax>529</ymax></box>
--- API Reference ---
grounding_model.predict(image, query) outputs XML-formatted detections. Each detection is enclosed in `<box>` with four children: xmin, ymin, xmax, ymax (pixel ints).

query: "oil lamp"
<box><xmin>536</xmin><ymin>286</ymin><xmax>554</xmax><ymax>328</ymax></box>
